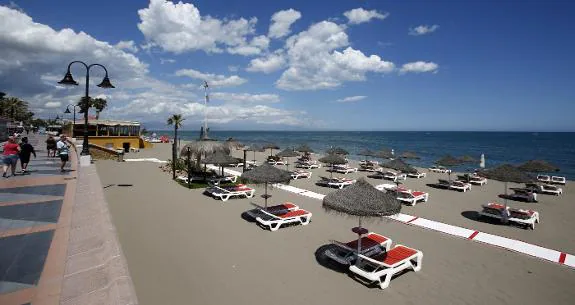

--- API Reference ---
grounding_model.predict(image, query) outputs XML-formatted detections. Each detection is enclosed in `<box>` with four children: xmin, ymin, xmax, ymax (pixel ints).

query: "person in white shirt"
<box><xmin>56</xmin><ymin>135</ymin><xmax>70</xmax><ymax>172</ymax></box>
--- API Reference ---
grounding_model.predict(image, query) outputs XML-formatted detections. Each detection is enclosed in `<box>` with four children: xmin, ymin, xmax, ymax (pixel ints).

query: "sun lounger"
<box><xmin>479</xmin><ymin>203</ymin><xmax>540</xmax><ymax>230</ymax></box>
<box><xmin>429</xmin><ymin>166</ymin><xmax>451</xmax><ymax>173</ymax></box>
<box><xmin>255</xmin><ymin>209</ymin><xmax>312</xmax><ymax>231</ymax></box>
<box><xmin>359</xmin><ymin>160</ymin><xmax>379</xmax><ymax>166</ymax></box>
<box><xmin>324</xmin><ymin>233</ymin><xmax>392</xmax><ymax>265</ymax></box>
<box><xmin>540</xmin><ymin>184</ymin><xmax>563</xmax><ymax>195</ymax></box>
<box><xmin>551</xmin><ymin>176</ymin><xmax>566</xmax><ymax>185</ymax></box>
<box><xmin>468</xmin><ymin>175</ymin><xmax>487</xmax><ymax>185</ymax></box>
<box><xmin>349</xmin><ymin>244</ymin><xmax>423</xmax><ymax>290</ymax></box>
<box><xmin>506</xmin><ymin>188</ymin><xmax>538</xmax><ymax>202</ymax></box>
<box><xmin>374</xmin><ymin>184</ymin><xmax>400</xmax><ymax>192</ymax></box>
<box><xmin>407</xmin><ymin>171</ymin><xmax>426</xmax><ymax>179</ymax></box>
<box><xmin>204</xmin><ymin>185</ymin><xmax>255</xmax><ymax>201</ymax></box>
<box><xmin>449</xmin><ymin>180</ymin><xmax>471</xmax><ymax>192</ymax></box>
<box><xmin>296</xmin><ymin>160</ymin><xmax>321</xmax><ymax>169</ymax></box>
<box><xmin>537</xmin><ymin>175</ymin><xmax>550</xmax><ymax>183</ymax></box>
<box><xmin>396</xmin><ymin>190</ymin><xmax>429</xmax><ymax>206</ymax></box>
<box><xmin>382</xmin><ymin>171</ymin><xmax>407</xmax><ymax>182</ymax></box>
<box><xmin>290</xmin><ymin>170</ymin><xmax>312</xmax><ymax>180</ymax></box>
<box><xmin>245</xmin><ymin>202</ymin><xmax>300</xmax><ymax>218</ymax></box>
<box><xmin>268</xmin><ymin>160</ymin><xmax>286</xmax><ymax>166</ymax></box>
<box><xmin>333</xmin><ymin>164</ymin><xmax>358</xmax><ymax>174</ymax></box>
<box><xmin>317</xmin><ymin>177</ymin><xmax>356</xmax><ymax>189</ymax></box>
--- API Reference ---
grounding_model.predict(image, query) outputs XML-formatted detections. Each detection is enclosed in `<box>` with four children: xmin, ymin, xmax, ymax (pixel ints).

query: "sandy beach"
<box><xmin>97</xmin><ymin>143</ymin><xmax>575</xmax><ymax>305</ymax></box>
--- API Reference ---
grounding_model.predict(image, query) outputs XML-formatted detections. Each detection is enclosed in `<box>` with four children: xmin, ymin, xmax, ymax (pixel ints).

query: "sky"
<box><xmin>1</xmin><ymin>0</ymin><xmax>574</xmax><ymax>131</ymax></box>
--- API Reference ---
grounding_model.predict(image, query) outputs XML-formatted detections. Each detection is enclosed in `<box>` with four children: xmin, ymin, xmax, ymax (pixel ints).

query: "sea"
<box><xmin>152</xmin><ymin>131</ymin><xmax>575</xmax><ymax>180</ymax></box>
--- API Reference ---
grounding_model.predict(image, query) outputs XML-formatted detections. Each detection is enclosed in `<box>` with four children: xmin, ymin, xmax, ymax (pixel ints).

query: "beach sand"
<box><xmin>97</xmin><ymin>143</ymin><xmax>575</xmax><ymax>305</ymax></box>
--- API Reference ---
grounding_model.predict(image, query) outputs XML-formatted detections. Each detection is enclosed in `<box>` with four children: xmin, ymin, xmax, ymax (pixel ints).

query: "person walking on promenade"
<box><xmin>56</xmin><ymin>135</ymin><xmax>70</xmax><ymax>173</ymax></box>
<box><xmin>19</xmin><ymin>137</ymin><xmax>36</xmax><ymax>174</ymax></box>
<box><xmin>2</xmin><ymin>136</ymin><xmax>21</xmax><ymax>178</ymax></box>
<box><xmin>46</xmin><ymin>135</ymin><xmax>56</xmax><ymax>157</ymax></box>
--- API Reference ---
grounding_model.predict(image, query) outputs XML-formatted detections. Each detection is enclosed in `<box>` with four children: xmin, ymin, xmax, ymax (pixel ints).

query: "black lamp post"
<box><xmin>64</xmin><ymin>104</ymin><xmax>80</xmax><ymax>138</ymax></box>
<box><xmin>58</xmin><ymin>61</ymin><xmax>115</xmax><ymax>156</ymax></box>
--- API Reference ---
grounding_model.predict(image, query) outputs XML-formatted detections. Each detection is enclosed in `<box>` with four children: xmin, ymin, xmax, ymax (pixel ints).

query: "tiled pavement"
<box><xmin>0</xmin><ymin>134</ymin><xmax>77</xmax><ymax>304</ymax></box>
<box><xmin>0</xmin><ymin>135</ymin><xmax>138</xmax><ymax>305</ymax></box>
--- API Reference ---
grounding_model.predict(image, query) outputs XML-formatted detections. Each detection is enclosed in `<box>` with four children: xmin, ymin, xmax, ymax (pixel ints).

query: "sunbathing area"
<box><xmin>96</xmin><ymin>142</ymin><xmax>575</xmax><ymax>305</ymax></box>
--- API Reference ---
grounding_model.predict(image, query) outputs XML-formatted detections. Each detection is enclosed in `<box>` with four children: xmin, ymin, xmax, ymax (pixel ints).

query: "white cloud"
<box><xmin>114</xmin><ymin>40</ymin><xmax>138</xmax><ymax>52</ymax></box>
<box><xmin>137</xmin><ymin>0</ymin><xmax>265</xmax><ymax>56</ymax></box>
<box><xmin>343</xmin><ymin>8</ymin><xmax>389</xmax><ymax>25</ymax></box>
<box><xmin>0</xmin><ymin>7</ymin><xmax>313</xmax><ymax>128</ymax></box>
<box><xmin>159</xmin><ymin>58</ymin><xmax>176</xmax><ymax>64</ymax></box>
<box><xmin>228</xmin><ymin>65</ymin><xmax>239</xmax><ymax>72</ymax></box>
<box><xmin>336</xmin><ymin>96</ymin><xmax>367</xmax><ymax>103</ymax></box>
<box><xmin>246</xmin><ymin>52</ymin><xmax>286</xmax><ymax>73</ymax></box>
<box><xmin>409</xmin><ymin>24</ymin><xmax>440</xmax><ymax>36</ymax></box>
<box><xmin>268</xmin><ymin>9</ymin><xmax>302</xmax><ymax>39</ymax></box>
<box><xmin>175</xmin><ymin>69</ymin><xmax>247</xmax><ymax>87</ymax></box>
<box><xmin>275</xmin><ymin>21</ymin><xmax>394</xmax><ymax>90</ymax></box>
<box><xmin>399</xmin><ymin>61</ymin><xmax>439</xmax><ymax>74</ymax></box>
<box><xmin>44</xmin><ymin>101</ymin><xmax>62</xmax><ymax>108</ymax></box>
<box><xmin>211</xmin><ymin>92</ymin><xmax>280</xmax><ymax>103</ymax></box>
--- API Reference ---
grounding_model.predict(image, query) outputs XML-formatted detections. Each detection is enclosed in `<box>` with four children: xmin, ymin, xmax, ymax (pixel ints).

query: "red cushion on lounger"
<box><xmin>279</xmin><ymin>209</ymin><xmax>309</xmax><ymax>218</ymax></box>
<box><xmin>373</xmin><ymin>246</ymin><xmax>418</xmax><ymax>265</ymax></box>
<box><xmin>345</xmin><ymin>233</ymin><xmax>389</xmax><ymax>250</ymax></box>
<box><xmin>486</xmin><ymin>203</ymin><xmax>505</xmax><ymax>210</ymax></box>
<box><xmin>412</xmin><ymin>191</ymin><xmax>426</xmax><ymax>197</ymax></box>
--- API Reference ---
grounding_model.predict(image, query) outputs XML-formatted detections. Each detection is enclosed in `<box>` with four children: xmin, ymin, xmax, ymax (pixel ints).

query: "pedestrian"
<box><xmin>2</xmin><ymin>136</ymin><xmax>21</xmax><ymax>178</ymax></box>
<box><xmin>56</xmin><ymin>135</ymin><xmax>70</xmax><ymax>172</ymax></box>
<box><xmin>46</xmin><ymin>135</ymin><xmax>57</xmax><ymax>157</ymax></box>
<box><xmin>19</xmin><ymin>137</ymin><xmax>36</xmax><ymax>174</ymax></box>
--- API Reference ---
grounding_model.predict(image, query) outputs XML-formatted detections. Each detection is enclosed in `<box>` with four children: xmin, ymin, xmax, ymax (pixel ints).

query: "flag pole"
<box><xmin>203</xmin><ymin>81</ymin><xmax>209</xmax><ymax>135</ymax></box>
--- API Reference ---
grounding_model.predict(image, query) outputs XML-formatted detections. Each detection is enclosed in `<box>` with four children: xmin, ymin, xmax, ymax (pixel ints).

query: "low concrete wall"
<box><xmin>59</xmin><ymin>149</ymin><xmax>138</xmax><ymax>304</ymax></box>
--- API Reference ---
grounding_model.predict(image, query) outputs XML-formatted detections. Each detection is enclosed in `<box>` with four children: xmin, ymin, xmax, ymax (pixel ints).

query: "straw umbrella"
<box><xmin>276</xmin><ymin>148</ymin><xmax>300</xmax><ymax>171</ymax></box>
<box><xmin>374</xmin><ymin>149</ymin><xmax>393</xmax><ymax>160</ymax></box>
<box><xmin>518</xmin><ymin>160</ymin><xmax>560</xmax><ymax>173</ymax></box>
<box><xmin>381</xmin><ymin>159</ymin><xmax>418</xmax><ymax>174</ymax></box>
<box><xmin>295</xmin><ymin>144</ymin><xmax>314</xmax><ymax>154</ymax></box>
<box><xmin>262</xmin><ymin>143</ymin><xmax>280</xmax><ymax>156</ymax></box>
<box><xmin>436</xmin><ymin>155</ymin><xmax>464</xmax><ymax>181</ymax></box>
<box><xmin>323</xmin><ymin>179</ymin><xmax>401</xmax><ymax>263</ymax></box>
<box><xmin>399</xmin><ymin>151</ymin><xmax>420</xmax><ymax>159</ymax></box>
<box><xmin>319</xmin><ymin>154</ymin><xmax>347</xmax><ymax>178</ymax></box>
<box><xmin>201</xmin><ymin>152</ymin><xmax>242</xmax><ymax>177</ymax></box>
<box><xmin>326</xmin><ymin>147</ymin><xmax>349</xmax><ymax>156</ymax></box>
<box><xmin>241</xmin><ymin>163</ymin><xmax>292</xmax><ymax>208</ymax></box>
<box><xmin>479</xmin><ymin>164</ymin><xmax>534</xmax><ymax>210</ymax></box>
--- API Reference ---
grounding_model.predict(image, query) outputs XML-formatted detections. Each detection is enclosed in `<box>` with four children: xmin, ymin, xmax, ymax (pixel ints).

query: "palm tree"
<box><xmin>91</xmin><ymin>98</ymin><xmax>107</xmax><ymax>119</ymax></box>
<box><xmin>167</xmin><ymin>114</ymin><xmax>185</xmax><ymax>179</ymax></box>
<box><xmin>0</xmin><ymin>97</ymin><xmax>29</xmax><ymax>121</ymax></box>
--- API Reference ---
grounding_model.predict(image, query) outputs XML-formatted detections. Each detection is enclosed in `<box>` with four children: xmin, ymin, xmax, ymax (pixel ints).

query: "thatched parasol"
<box><xmin>358</xmin><ymin>149</ymin><xmax>376</xmax><ymax>157</ymax></box>
<box><xmin>478</xmin><ymin>164</ymin><xmax>534</xmax><ymax>210</ymax></box>
<box><xmin>241</xmin><ymin>163</ymin><xmax>291</xmax><ymax>208</ymax></box>
<box><xmin>518</xmin><ymin>160</ymin><xmax>560</xmax><ymax>173</ymax></box>
<box><xmin>323</xmin><ymin>178</ymin><xmax>401</xmax><ymax>262</ymax></box>
<box><xmin>399</xmin><ymin>151</ymin><xmax>420</xmax><ymax>159</ymax></box>
<box><xmin>381</xmin><ymin>159</ymin><xmax>417</xmax><ymax>174</ymax></box>
<box><xmin>262</xmin><ymin>143</ymin><xmax>280</xmax><ymax>156</ymax></box>
<box><xmin>201</xmin><ymin>152</ymin><xmax>242</xmax><ymax>176</ymax></box>
<box><xmin>295</xmin><ymin>144</ymin><xmax>314</xmax><ymax>153</ymax></box>
<box><xmin>459</xmin><ymin>155</ymin><xmax>477</xmax><ymax>163</ymax></box>
<box><xmin>326</xmin><ymin>147</ymin><xmax>349</xmax><ymax>155</ymax></box>
<box><xmin>276</xmin><ymin>148</ymin><xmax>300</xmax><ymax>170</ymax></box>
<box><xmin>319</xmin><ymin>154</ymin><xmax>347</xmax><ymax>178</ymax></box>
<box><xmin>374</xmin><ymin>149</ymin><xmax>393</xmax><ymax>159</ymax></box>
<box><xmin>435</xmin><ymin>155</ymin><xmax>464</xmax><ymax>167</ymax></box>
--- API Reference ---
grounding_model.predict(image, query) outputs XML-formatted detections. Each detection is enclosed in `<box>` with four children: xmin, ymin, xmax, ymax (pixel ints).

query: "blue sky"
<box><xmin>1</xmin><ymin>0</ymin><xmax>574</xmax><ymax>131</ymax></box>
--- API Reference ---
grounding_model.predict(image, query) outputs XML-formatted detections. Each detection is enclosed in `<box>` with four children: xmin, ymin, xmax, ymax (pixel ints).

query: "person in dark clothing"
<box><xmin>19</xmin><ymin>137</ymin><xmax>36</xmax><ymax>173</ymax></box>
<box><xmin>46</xmin><ymin>136</ymin><xmax>57</xmax><ymax>157</ymax></box>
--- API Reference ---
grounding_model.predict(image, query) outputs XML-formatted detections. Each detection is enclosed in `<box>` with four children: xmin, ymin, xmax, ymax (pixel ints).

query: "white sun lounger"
<box><xmin>268</xmin><ymin>160</ymin><xmax>286</xmax><ymax>166</ymax></box>
<box><xmin>255</xmin><ymin>209</ymin><xmax>312</xmax><ymax>231</ymax></box>
<box><xmin>318</xmin><ymin>177</ymin><xmax>356</xmax><ymax>189</ymax></box>
<box><xmin>540</xmin><ymin>184</ymin><xmax>563</xmax><ymax>195</ymax></box>
<box><xmin>333</xmin><ymin>165</ymin><xmax>358</xmax><ymax>174</ymax></box>
<box><xmin>349</xmin><ymin>244</ymin><xmax>423</xmax><ymax>290</ymax></box>
<box><xmin>325</xmin><ymin>233</ymin><xmax>392</xmax><ymax>265</ymax></box>
<box><xmin>479</xmin><ymin>203</ymin><xmax>540</xmax><ymax>230</ymax></box>
<box><xmin>382</xmin><ymin>171</ymin><xmax>407</xmax><ymax>182</ymax></box>
<box><xmin>397</xmin><ymin>190</ymin><xmax>429</xmax><ymax>206</ymax></box>
<box><xmin>205</xmin><ymin>185</ymin><xmax>255</xmax><ymax>201</ymax></box>
<box><xmin>449</xmin><ymin>181</ymin><xmax>471</xmax><ymax>192</ymax></box>
<box><xmin>469</xmin><ymin>176</ymin><xmax>487</xmax><ymax>185</ymax></box>
<box><xmin>537</xmin><ymin>175</ymin><xmax>550</xmax><ymax>183</ymax></box>
<box><xmin>429</xmin><ymin>166</ymin><xmax>451</xmax><ymax>173</ymax></box>
<box><xmin>291</xmin><ymin>170</ymin><xmax>312</xmax><ymax>180</ymax></box>
<box><xmin>407</xmin><ymin>171</ymin><xmax>426</xmax><ymax>179</ymax></box>
<box><xmin>551</xmin><ymin>176</ymin><xmax>566</xmax><ymax>185</ymax></box>
<box><xmin>296</xmin><ymin>161</ymin><xmax>321</xmax><ymax>169</ymax></box>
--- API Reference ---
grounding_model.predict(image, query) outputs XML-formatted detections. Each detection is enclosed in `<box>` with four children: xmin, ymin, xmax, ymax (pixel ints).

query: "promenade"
<box><xmin>0</xmin><ymin>134</ymin><xmax>137</xmax><ymax>305</ymax></box>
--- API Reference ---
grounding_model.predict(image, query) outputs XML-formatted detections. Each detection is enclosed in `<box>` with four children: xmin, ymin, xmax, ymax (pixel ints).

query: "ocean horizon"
<box><xmin>149</xmin><ymin>130</ymin><xmax>575</xmax><ymax>180</ymax></box>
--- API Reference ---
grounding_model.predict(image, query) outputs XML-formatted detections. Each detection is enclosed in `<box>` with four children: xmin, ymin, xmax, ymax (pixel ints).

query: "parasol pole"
<box><xmin>265</xmin><ymin>181</ymin><xmax>269</xmax><ymax>209</ymax></box>
<box><xmin>187</xmin><ymin>147</ymin><xmax>192</xmax><ymax>189</ymax></box>
<box><xmin>203</xmin><ymin>81</ymin><xmax>209</xmax><ymax>135</ymax></box>
<box><xmin>357</xmin><ymin>217</ymin><xmax>362</xmax><ymax>255</ymax></box>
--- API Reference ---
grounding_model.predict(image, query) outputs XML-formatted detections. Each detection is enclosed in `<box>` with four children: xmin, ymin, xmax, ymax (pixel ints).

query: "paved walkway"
<box><xmin>0</xmin><ymin>134</ymin><xmax>137</xmax><ymax>305</ymax></box>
